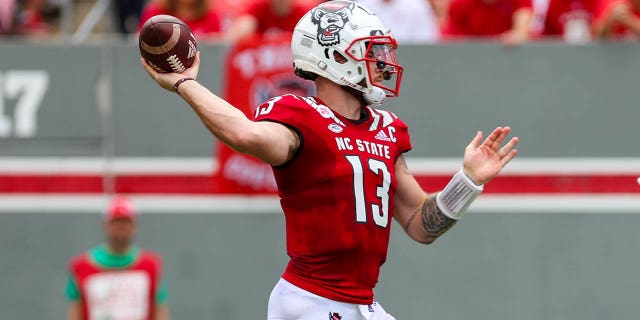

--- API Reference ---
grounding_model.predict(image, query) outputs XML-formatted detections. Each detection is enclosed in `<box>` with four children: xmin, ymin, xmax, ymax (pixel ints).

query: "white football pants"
<box><xmin>267</xmin><ymin>278</ymin><xmax>397</xmax><ymax>320</ymax></box>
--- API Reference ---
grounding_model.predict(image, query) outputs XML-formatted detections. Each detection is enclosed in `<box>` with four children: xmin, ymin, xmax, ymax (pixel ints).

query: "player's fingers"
<box><xmin>184</xmin><ymin>51</ymin><xmax>201</xmax><ymax>79</ymax></box>
<box><xmin>193</xmin><ymin>51</ymin><xmax>201</xmax><ymax>74</ymax></box>
<box><xmin>492</xmin><ymin>126</ymin><xmax>511</xmax><ymax>149</ymax></box>
<box><xmin>189</xmin><ymin>51</ymin><xmax>200</xmax><ymax>70</ymax></box>
<box><xmin>500</xmin><ymin>149</ymin><xmax>518</xmax><ymax>167</ymax></box>
<box><xmin>497</xmin><ymin>136</ymin><xmax>519</xmax><ymax>158</ymax></box>
<box><xmin>140</xmin><ymin>58</ymin><xmax>149</xmax><ymax>72</ymax></box>
<box><xmin>481</xmin><ymin>127</ymin><xmax>502</xmax><ymax>148</ymax></box>
<box><xmin>140</xmin><ymin>58</ymin><xmax>158</xmax><ymax>80</ymax></box>
<box><xmin>467</xmin><ymin>131</ymin><xmax>483</xmax><ymax>150</ymax></box>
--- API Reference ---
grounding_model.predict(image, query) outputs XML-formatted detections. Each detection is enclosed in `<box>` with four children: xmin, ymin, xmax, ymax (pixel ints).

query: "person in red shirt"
<box><xmin>139</xmin><ymin>0</ymin><xmax>225</xmax><ymax>41</ymax></box>
<box><xmin>541</xmin><ymin>0</ymin><xmax>597</xmax><ymax>43</ymax></box>
<box><xmin>593</xmin><ymin>0</ymin><xmax>640</xmax><ymax>39</ymax></box>
<box><xmin>141</xmin><ymin>0</ymin><xmax>519</xmax><ymax>318</ymax></box>
<box><xmin>66</xmin><ymin>196</ymin><xmax>169</xmax><ymax>320</ymax></box>
<box><xmin>226</xmin><ymin>0</ymin><xmax>318</xmax><ymax>42</ymax></box>
<box><xmin>443</xmin><ymin>0</ymin><xmax>534</xmax><ymax>45</ymax></box>
<box><xmin>14</xmin><ymin>0</ymin><xmax>51</xmax><ymax>35</ymax></box>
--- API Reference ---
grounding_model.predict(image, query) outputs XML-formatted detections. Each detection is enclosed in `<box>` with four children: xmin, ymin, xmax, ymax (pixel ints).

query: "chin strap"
<box><xmin>363</xmin><ymin>87</ymin><xmax>386</xmax><ymax>105</ymax></box>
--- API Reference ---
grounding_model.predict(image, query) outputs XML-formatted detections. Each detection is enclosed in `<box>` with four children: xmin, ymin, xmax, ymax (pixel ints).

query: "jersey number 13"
<box><xmin>345</xmin><ymin>155</ymin><xmax>391</xmax><ymax>228</ymax></box>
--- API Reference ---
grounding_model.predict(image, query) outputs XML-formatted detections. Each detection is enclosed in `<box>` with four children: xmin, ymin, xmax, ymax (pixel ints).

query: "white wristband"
<box><xmin>436</xmin><ymin>169</ymin><xmax>484</xmax><ymax>220</ymax></box>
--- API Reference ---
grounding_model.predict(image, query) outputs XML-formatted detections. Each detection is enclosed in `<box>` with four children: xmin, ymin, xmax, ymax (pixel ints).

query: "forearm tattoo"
<box><xmin>415</xmin><ymin>195</ymin><xmax>457</xmax><ymax>242</ymax></box>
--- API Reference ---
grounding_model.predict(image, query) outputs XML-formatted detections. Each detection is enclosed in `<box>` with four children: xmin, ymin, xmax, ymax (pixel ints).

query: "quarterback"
<box><xmin>141</xmin><ymin>1</ymin><xmax>518</xmax><ymax>319</ymax></box>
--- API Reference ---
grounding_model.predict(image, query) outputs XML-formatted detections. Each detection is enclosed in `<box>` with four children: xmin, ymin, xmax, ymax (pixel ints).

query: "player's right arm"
<box><xmin>141</xmin><ymin>52</ymin><xmax>299</xmax><ymax>166</ymax></box>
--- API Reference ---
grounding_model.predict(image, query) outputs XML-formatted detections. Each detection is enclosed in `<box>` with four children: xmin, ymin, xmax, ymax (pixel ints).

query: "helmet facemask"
<box><xmin>346</xmin><ymin>35</ymin><xmax>403</xmax><ymax>101</ymax></box>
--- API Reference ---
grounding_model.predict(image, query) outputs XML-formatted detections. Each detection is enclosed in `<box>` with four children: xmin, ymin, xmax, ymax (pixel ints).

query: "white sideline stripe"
<box><xmin>0</xmin><ymin>194</ymin><xmax>638</xmax><ymax>214</ymax></box>
<box><xmin>473</xmin><ymin>194</ymin><xmax>640</xmax><ymax>213</ymax></box>
<box><xmin>0</xmin><ymin>157</ymin><xmax>217</xmax><ymax>174</ymax></box>
<box><xmin>406</xmin><ymin>157</ymin><xmax>640</xmax><ymax>174</ymax></box>
<box><xmin>0</xmin><ymin>157</ymin><xmax>639</xmax><ymax>174</ymax></box>
<box><xmin>0</xmin><ymin>195</ymin><xmax>280</xmax><ymax>213</ymax></box>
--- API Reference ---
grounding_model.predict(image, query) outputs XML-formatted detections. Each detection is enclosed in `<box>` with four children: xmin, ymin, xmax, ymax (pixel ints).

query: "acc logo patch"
<box><xmin>328</xmin><ymin>123</ymin><xmax>344</xmax><ymax>133</ymax></box>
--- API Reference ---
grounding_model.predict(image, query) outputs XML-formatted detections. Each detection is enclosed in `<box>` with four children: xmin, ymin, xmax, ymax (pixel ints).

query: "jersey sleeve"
<box><xmin>394</xmin><ymin>117</ymin><xmax>412</xmax><ymax>154</ymax></box>
<box><xmin>65</xmin><ymin>275</ymin><xmax>80</xmax><ymax>301</ymax></box>
<box><xmin>253</xmin><ymin>94</ymin><xmax>307</xmax><ymax>133</ymax></box>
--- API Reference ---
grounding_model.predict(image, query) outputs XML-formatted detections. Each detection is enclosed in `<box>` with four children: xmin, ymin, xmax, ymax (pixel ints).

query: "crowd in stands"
<box><xmin>1</xmin><ymin>0</ymin><xmax>58</xmax><ymax>35</ymax></box>
<box><xmin>0</xmin><ymin>0</ymin><xmax>639</xmax><ymax>43</ymax></box>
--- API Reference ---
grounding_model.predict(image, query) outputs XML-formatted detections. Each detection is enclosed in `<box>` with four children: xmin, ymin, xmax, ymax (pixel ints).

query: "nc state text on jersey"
<box><xmin>335</xmin><ymin>137</ymin><xmax>391</xmax><ymax>160</ymax></box>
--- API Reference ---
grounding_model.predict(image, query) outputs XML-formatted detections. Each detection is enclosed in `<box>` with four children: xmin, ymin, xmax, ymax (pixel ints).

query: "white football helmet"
<box><xmin>291</xmin><ymin>0</ymin><xmax>403</xmax><ymax>105</ymax></box>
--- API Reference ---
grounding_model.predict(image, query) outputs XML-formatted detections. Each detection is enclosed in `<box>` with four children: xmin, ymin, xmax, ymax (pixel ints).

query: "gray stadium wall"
<box><xmin>3</xmin><ymin>211</ymin><xmax>640</xmax><ymax>320</ymax></box>
<box><xmin>1</xmin><ymin>42</ymin><xmax>639</xmax><ymax>157</ymax></box>
<box><xmin>0</xmin><ymin>42</ymin><xmax>639</xmax><ymax>320</ymax></box>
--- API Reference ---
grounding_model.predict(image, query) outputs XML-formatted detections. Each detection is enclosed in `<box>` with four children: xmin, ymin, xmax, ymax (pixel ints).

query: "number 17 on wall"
<box><xmin>0</xmin><ymin>70</ymin><xmax>49</xmax><ymax>138</ymax></box>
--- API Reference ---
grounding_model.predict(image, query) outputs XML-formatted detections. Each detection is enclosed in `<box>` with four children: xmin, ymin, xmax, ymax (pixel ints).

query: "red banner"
<box><xmin>213</xmin><ymin>34</ymin><xmax>316</xmax><ymax>193</ymax></box>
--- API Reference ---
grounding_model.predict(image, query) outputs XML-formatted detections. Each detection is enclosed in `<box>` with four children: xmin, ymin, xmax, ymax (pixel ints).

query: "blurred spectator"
<box><xmin>139</xmin><ymin>0</ymin><xmax>225</xmax><ymax>41</ymax></box>
<box><xmin>66</xmin><ymin>196</ymin><xmax>170</xmax><ymax>320</ymax></box>
<box><xmin>443</xmin><ymin>0</ymin><xmax>534</xmax><ymax>45</ymax></box>
<box><xmin>358</xmin><ymin>0</ymin><xmax>440</xmax><ymax>43</ymax></box>
<box><xmin>226</xmin><ymin>0</ymin><xmax>317</xmax><ymax>42</ymax></box>
<box><xmin>429</xmin><ymin>0</ymin><xmax>450</xmax><ymax>27</ymax></box>
<box><xmin>541</xmin><ymin>0</ymin><xmax>597</xmax><ymax>43</ymax></box>
<box><xmin>15</xmin><ymin>0</ymin><xmax>52</xmax><ymax>35</ymax></box>
<box><xmin>593</xmin><ymin>0</ymin><xmax>640</xmax><ymax>39</ymax></box>
<box><xmin>530</xmin><ymin>0</ymin><xmax>550</xmax><ymax>34</ymax></box>
<box><xmin>0</xmin><ymin>0</ymin><xmax>16</xmax><ymax>34</ymax></box>
<box><xmin>113</xmin><ymin>0</ymin><xmax>146</xmax><ymax>35</ymax></box>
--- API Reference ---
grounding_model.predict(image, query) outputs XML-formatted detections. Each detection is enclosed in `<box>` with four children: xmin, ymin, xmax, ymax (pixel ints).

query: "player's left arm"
<box><xmin>394</xmin><ymin>127</ymin><xmax>519</xmax><ymax>244</ymax></box>
<box><xmin>393</xmin><ymin>155</ymin><xmax>452</xmax><ymax>244</ymax></box>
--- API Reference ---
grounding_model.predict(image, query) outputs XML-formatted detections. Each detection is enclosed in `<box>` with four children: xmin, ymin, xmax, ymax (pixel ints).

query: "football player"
<box><xmin>141</xmin><ymin>1</ymin><xmax>519</xmax><ymax>318</ymax></box>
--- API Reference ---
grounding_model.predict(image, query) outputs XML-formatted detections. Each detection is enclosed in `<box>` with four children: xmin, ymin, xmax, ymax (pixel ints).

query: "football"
<box><xmin>138</xmin><ymin>15</ymin><xmax>198</xmax><ymax>73</ymax></box>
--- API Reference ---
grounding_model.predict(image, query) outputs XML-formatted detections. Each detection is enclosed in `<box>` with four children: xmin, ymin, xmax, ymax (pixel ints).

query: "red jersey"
<box><xmin>443</xmin><ymin>0</ymin><xmax>533</xmax><ymax>36</ymax></box>
<box><xmin>245</xmin><ymin>0</ymin><xmax>313</xmax><ymax>36</ymax></box>
<box><xmin>68</xmin><ymin>250</ymin><xmax>162</xmax><ymax>320</ymax></box>
<box><xmin>543</xmin><ymin>0</ymin><xmax>597</xmax><ymax>36</ymax></box>
<box><xmin>138</xmin><ymin>3</ymin><xmax>223</xmax><ymax>38</ymax></box>
<box><xmin>254</xmin><ymin>95</ymin><xmax>412</xmax><ymax>304</ymax></box>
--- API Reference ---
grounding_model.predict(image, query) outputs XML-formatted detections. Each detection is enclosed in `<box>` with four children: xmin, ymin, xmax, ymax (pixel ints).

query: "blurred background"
<box><xmin>1</xmin><ymin>0</ymin><xmax>640</xmax><ymax>319</ymax></box>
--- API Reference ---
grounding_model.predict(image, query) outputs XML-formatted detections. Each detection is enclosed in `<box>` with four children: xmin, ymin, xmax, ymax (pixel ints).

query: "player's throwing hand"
<box><xmin>141</xmin><ymin>51</ymin><xmax>201</xmax><ymax>93</ymax></box>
